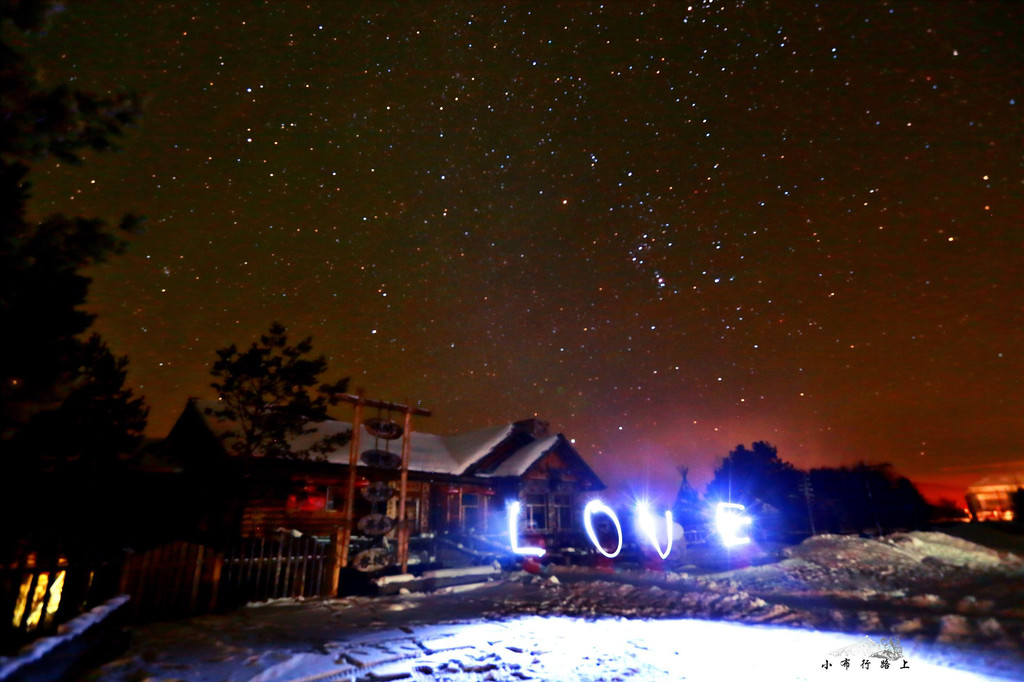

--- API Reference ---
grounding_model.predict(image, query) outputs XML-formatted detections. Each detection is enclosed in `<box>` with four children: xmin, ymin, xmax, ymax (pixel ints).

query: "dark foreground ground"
<box><xmin>70</xmin><ymin>524</ymin><xmax>1023</xmax><ymax>681</ymax></box>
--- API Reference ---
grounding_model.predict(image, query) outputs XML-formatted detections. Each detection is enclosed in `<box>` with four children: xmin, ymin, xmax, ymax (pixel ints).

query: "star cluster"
<box><xmin>27</xmin><ymin>1</ymin><xmax>1023</xmax><ymax>502</ymax></box>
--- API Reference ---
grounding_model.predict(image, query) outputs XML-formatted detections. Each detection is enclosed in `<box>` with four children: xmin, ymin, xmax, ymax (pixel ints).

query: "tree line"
<box><xmin>675</xmin><ymin>441</ymin><xmax>937</xmax><ymax>540</ymax></box>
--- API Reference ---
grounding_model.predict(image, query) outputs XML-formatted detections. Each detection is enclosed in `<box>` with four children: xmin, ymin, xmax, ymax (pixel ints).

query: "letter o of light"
<box><xmin>583</xmin><ymin>499</ymin><xmax>623</xmax><ymax>558</ymax></box>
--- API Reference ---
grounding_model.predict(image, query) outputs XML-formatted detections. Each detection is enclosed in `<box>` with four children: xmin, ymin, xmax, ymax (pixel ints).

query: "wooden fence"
<box><xmin>118</xmin><ymin>541</ymin><xmax>222</xmax><ymax>621</ymax></box>
<box><xmin>117</xmin><ymin>535</ymin><xmax>334</xmax><ymax>621</ymax></box>
<box><xmin>219</xmin><ymin>535</ymin><xmax>331</xmax><ymax>607</ymax></box>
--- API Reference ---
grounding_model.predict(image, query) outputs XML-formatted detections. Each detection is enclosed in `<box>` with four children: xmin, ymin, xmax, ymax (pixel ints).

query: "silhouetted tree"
<box><xmin>808</xmin><ymin>463</ymin><xmax>930</xmax><ymax>534</ymax></box>
<box><xmin>930</xmin><ymin>498</ymin><xmax>969</xmax><ymax>524</ymax></box>
<box><xmin>885</xmin><ymin>469</ymin><xmax>931</xmax><ymax>530</ymax></box>
<box><xmin>1</xmin><ymin>1</ymin><xmax>147</xmax><ymax>550</ymax></box>
<box><xmin>704</xmin><ymin>441</ymin><xmax>805</xmax><ymax>538</ymax></box>
<box><xmin>208</xmin><ymin>322</ymin><xmax>351</xmax><ymax>460</ymax></box>
<box><xmin>1</xmin><ymin>0</ymin><xmax>145</xmax><ymax>444</ymax></box>
<box><xmin>11</xmin><ymin>334</ymin><xmax>148</xmax><ymax>472</ymax></box>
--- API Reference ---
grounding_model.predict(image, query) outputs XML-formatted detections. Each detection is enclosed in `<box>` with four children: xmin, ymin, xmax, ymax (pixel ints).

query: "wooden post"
<box><xmin>208</xmin><ymin>553</ymin><xmax>223</xmax><ymax>613</ymax></box>
<box><xmin>328</xmin><ymin>526</ymin><xmax>344</xmax><ymax>597</ymax></box>
<box><xmin>189</xmin><ymin>545</ymin><xmax>204</xmax><ymax>614</ymax></box>
<box><xmin>339</xmin><ymin>390</ymin><xmax>364</xmax><ymax>572</ymax></box>
<box><xmin>118</xmin><ymin>551</ymin><xmax>133</xmax><ymax>596</ymax></box>
<box><xmin>332</xmin><ymin>392</ymin><xmax>431</xmax><ymax>579</ymax></box>
<box><xmin>397</xmin><ymin>406</ymin><xmax>413</xmax><ymax>572</ymax></box>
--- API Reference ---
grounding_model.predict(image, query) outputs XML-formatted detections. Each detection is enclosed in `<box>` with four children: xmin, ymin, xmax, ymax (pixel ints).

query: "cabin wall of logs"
<box><xmin>238</xmin><ymin>473</ymin><xmax>501</xmax><ymax>540</ymax></box>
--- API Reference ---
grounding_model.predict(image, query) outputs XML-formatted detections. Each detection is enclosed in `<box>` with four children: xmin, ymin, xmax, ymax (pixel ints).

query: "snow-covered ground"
<box><xmin>77</xmin><ymin>528</ymin><xmax>1024</xmax><ymax>681</ymax></box>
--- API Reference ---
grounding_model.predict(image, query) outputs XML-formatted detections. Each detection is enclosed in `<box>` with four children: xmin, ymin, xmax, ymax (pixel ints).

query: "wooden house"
<box><xmin>164</xmin><ymin>399</ymin><xmax>605</xmax><ymax>548</ymax></box>
<box><xmin>965</xmin><ymin>473</ymin><xmax>1024</xmax><ymax>521</ymax></box>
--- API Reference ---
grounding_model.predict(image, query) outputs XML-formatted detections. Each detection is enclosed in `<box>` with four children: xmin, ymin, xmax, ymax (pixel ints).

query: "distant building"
<box><xmin>964</xmin><ymin>473</ymin><xmax>1024</xmax><ymax>521</ymax></box>
<box><xmin>162</xmin><ymin>399</ymin><xmax>605</xmax><ymax>544</ymax></box>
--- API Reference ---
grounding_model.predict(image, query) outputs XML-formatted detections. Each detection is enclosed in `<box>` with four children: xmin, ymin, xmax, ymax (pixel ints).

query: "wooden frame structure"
<box><xmin>332</xmin><ymin>391</ymin><xmax>431</xmax><ymax>592</ymax></box>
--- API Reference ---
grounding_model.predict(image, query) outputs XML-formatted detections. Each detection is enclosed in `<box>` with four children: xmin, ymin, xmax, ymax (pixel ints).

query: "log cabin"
<box><xmin>163</xmin><ymin>399</ymin><xmax>605</xmax><ymax>549</ymax></box>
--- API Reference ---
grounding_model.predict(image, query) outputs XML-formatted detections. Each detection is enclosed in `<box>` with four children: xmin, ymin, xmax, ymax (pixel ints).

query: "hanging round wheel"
<box><xmin>352</xmin><ymin>546</ymin><xmax>393</xmax><ymax>572</ymax></box>
<box><xmin>364</xmin><ymin>417</ymin><xmax>404</xmax><ymax>440</ymax></box>
<box><xmin>361</xmin><ymin>448</ymin><xmax>402</xmax><ymax>470</ymax></box>
<box><xmin>360</xmin><ymin>481</ymin><xmax>396</xmax><ymax>502</ymax></box>
<box><xmin>357</xmin><ymin>513</ymin><xmax>396</xmax><ymax>536</ymax></box>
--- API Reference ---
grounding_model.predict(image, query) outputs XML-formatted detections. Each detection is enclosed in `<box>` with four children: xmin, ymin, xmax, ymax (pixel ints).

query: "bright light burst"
<box><xmin>715</xmin><ymin>502</ymin><xmax>751</xmax><ymax>547</ymax></box>
<box><xmin>507</xmin><ymin>501</ymin><xmax>546</xmax><ymax>557</ymax></box>
<box><xmin>634</xmin><ymin>501</ymin><xmax>673</xmax><ymax>559</ymax></box>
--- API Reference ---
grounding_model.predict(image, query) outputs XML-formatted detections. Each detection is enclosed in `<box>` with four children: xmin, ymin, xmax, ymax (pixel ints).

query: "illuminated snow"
<box><xmin>79</xmin><ymin>529</ymin><xmax>1023</xmax><ymax>681</ymax></box>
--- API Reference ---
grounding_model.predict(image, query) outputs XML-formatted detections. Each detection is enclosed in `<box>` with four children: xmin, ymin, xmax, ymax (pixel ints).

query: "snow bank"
<box><xmin>716</xmin><ymin>530</ymin><xmax>1023</xmax><ymax>599</ymax></box>
<box><xmin>785</xmin><ymin>531</ymin><xmax>1018</xmax><ymax>570</ymax></box>
<box><xmin>375</xmin><ymin>563</ymin><xmax>502</xmax><ymax>594</ymax></box>
<box><xmin>0</xmin><ymin>594</ymin><xmax>130</xmax><ymax>682</ymax></box>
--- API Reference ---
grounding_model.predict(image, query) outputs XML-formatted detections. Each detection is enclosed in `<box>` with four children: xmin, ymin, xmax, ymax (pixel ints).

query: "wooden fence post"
<box><xmin>118</xmin><ymin>551</ymin><xmax>132</xmax><ymax>598</ymax></box>
<box><xmin>329</xmin><ymin>526</ymin><xmax>343</xmax><ymax>597</ymax></box>
<box><xmin>397</xmin><ymin>406</ymin><xmax>413</xmax><ymax>573</ymax></box>
<box><xmin>272</xmin><ymin>536</ymin><xmax>284</xmax><ymax>599</ymax></box>
<box><xmin>209</xmin><ymin>553</ymin><xmax>223</xmax><ymax>613</ymax></box>
<box><xmin>189</xmin><ymin>545</ymin><xmax>204</xmax><ymax>614</ymax></box>
<box><xmin>294</xmin><ymin>537</ymin><xmax>307</xmax><ymax>597</ymax></box>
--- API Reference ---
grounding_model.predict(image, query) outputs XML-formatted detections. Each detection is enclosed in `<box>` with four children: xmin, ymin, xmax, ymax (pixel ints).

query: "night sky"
<box><xmin>22</xmin><ymin>1</ymin><xmax>1023</xmax><ymax>504</ymax></box>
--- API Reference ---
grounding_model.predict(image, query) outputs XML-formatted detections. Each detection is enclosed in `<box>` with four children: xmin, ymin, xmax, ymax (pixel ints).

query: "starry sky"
<box><xmin>22</xmin><ymin>1</ymin><xmax>1023</xmax><ymax>505</ymax></box>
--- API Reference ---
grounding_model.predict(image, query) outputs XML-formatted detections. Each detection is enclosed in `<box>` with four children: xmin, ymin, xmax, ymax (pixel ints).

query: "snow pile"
<box><xmin>714</xmin><ymin>531</ymin><xmax>1023</xmax><ymax>601</ymax></box>
<box><xmin>888</xmin><ymin>532</ymin><xmax>1018</xmax><ymax>567</ymax></box>
<box><xmin>694</xmin><ymin>530</ymin><xmax>1024</xmax><ymax>650</ymax></box>
<box><xmin>473</xmin><ymin>530</ymin><xmax>1024</xmax><ymax>658</ymax></box>
<box><xmin>0</xmin><ymin>594</ymin><xmax>130</xmax><ymax>681</ymax></box>
<box><xmin>786</xmin><ymin>532</ymin><xmax>1016</xmax><ymax>570</ymax></box>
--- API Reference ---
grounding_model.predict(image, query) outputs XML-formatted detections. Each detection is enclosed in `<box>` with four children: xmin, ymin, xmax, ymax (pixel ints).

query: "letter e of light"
<box><xmin>715</xmin><ymin>502</ymin><xmax>751</xmax><ymax>547</ymax></box>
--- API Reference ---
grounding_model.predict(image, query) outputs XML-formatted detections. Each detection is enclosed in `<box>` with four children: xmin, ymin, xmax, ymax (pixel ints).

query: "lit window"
<box><xmin>525</xmin><ymin>494</ymin><xmax>547</xmax><ymax>530</ymax></box>
<box><xmin>461</xmin><ymin>493</ymin><xmax>480</xmax><ymax>530</ymax></box>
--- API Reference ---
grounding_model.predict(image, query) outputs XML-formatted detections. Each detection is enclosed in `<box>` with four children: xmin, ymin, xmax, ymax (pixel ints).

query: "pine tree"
<box><xmin>12</xmin><ymin>334</ymin><xmax>148</xmax><ymax>472</ymax></box>
<box><xmin>1</xmin><ymin>1</ymin><xmax>146</xmax><ymax>439</ymax></box>
<box><xmin>208</xmin><ymin>322</ymin><xmax>351</xmax><ymax>460</ymax></box>
<box><xmin>1</xmin><ymin>1</ymin><xmax>148</xmax><ymax>548</ymax></box>
<box><xmin>705</xmin><ymin>441</ymin><xmax>805</xmax><ymax>538</ymax></box>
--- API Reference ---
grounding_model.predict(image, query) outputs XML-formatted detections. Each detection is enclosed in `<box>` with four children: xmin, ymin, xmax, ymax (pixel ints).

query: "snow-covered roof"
<box><xmin>187</xmin><ymin>399</ymin><xmax>546</xmax><ymax>478</ymax></box>
<box><xmin>967</xmin><ymin>473</ymin><xmax>1024</xmax><ymax>492</ymax></box>
<box><xmin>486</xmin><ymin>435</ymin><xmax>560</xmax><ymax>478</ymax></box>
<box><xmin>334</xmin><ymin>420</ymin><xmax>516</xmax><ymax>476</ymax></box>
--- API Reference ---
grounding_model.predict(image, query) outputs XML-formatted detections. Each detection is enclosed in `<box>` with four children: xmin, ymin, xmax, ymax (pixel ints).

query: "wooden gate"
<box><xmin>219</xmin><ymin>535</ymin><xmax>331</xmax><ymax>607</ymax></box>
<box><xmin>118</xmin><ymin>541</ymin><xmax>222</xmax><ymax>620</ymax></box>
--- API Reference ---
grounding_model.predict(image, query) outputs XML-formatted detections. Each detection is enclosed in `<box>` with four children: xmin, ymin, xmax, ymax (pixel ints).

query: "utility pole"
<box><xmin>864</xmin><ymin>476</ymin><xmax>883</xmax><ymax>537</ymax></box>
<box><xmin>801</xmin><ymin>473</ymin><xmax>816</xmax><ymax>536</ymax></box>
